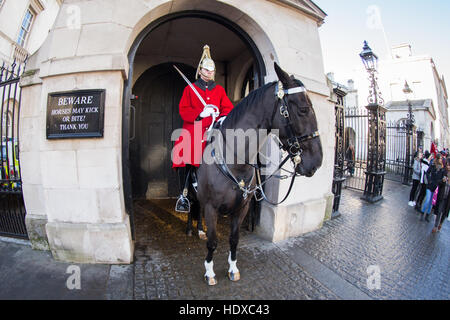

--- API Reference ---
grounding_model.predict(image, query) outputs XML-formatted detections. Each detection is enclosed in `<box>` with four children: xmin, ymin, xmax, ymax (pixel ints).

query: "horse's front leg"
<box><xmin>228</xmin><ymin>202</ymin><xmax>250</xmax><ymax>282</ymax></box>
<box><xmin>204</xmin><ymin>203</ymin><xmax>218</xmax><ymax>286</ymax></box>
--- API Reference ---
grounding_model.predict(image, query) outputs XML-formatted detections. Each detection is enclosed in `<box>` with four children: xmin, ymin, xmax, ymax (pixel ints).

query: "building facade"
<box><xmin>0</xmin><ymin>0</ymin><xmax>61</xmax><ymax>64</ymax></box>
<box><xmin>378</xmin><ymin>44</ymin><xmax>450</xmax><ymax>149</ymax></box>
<box><xmin>16</xmin><ymin>0</ymin><xmax>336</xmax><ymax>264</ymax></box>
<box><xmin>385</xmin><ymin>99</ymin><xmax>436</xmax><ymax>152</ymax></box>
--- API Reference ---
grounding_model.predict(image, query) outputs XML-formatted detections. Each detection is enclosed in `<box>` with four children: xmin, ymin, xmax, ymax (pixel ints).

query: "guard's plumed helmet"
<box><xmin>196</xmin><ymin>45</ymin><xmax>215</xmax><ymax>80</ymax></box>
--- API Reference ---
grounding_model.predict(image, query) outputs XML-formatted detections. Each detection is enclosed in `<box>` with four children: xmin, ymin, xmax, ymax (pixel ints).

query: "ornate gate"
<box><xmin>385</xmin><ymin>121</ymin><xmax>417</xmax><ymax>184</ymax></box>
<box><xmin>343</xmin><ymin>107</ymin><xmax>369</xmax><ymax>191</ymax></box>
<box><xmin>0</xmin><ymin>60</ymin><xmax>28</xmax><ymax>239</ymax></box>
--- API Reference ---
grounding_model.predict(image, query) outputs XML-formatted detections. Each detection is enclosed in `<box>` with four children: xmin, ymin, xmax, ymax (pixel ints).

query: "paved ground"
<box><xmin>0</xmin><ymin>179</ymin><xmax>448</xmax><ymax>300</ymax></box>
<box><xmin>0</xmin><ymin>239</ymin><xmax>133</xmax><ymax>299</ymax></box>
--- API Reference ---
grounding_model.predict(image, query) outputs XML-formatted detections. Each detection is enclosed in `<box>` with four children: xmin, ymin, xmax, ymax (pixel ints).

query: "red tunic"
<box><xmin>431</xmin><ymin>142</ymin><xmax>437</xmax><ymax>157</ymax></box>
<box><xmin>172</xmin><ymin>80</ymin><xmax>234</xmax><ymax>168</ymax></box>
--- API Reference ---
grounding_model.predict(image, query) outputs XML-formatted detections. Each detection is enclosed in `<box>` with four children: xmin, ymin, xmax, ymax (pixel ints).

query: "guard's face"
<box><xmin>200</xmin><ymin>68</ymin><xmax>215</xmax><ymax>81</ymax></box>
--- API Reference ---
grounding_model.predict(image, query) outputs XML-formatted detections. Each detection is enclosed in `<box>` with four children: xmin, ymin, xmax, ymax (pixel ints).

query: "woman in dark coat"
<box><xmin>433</xmin><ymin>159</ymin><xmax>450</xmax><ymax>233</ymax></box>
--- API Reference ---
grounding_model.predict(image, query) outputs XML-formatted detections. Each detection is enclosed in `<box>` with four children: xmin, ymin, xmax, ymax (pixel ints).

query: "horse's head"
<box><xmin>273</xmin><ymin>62</ymin><xmax>323</xmax><ymax>177</ymax></box>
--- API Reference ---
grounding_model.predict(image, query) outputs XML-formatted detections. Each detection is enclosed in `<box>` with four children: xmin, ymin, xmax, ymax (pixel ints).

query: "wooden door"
<box><xmin>131</xmin><ymin>63</ymin><xmax>195</xmax><ymax>198</ymax></box>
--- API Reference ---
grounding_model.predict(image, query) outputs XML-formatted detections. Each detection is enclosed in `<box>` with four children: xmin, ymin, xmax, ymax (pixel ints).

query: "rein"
<box><xmin>211</xmin><ymin>81</ymin><xmax>320</xmax><ymax>205</ymax></box>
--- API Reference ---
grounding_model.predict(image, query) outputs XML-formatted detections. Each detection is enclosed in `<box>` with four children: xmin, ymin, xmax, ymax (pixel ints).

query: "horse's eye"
<box><xmin>298</xmin><ymin>107</ymin><xmax>309</xmax><ymax>115</ymax></box>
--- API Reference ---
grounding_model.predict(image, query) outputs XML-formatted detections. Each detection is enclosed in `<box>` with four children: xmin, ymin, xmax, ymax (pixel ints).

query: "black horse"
<box><xmin>194</xmin><ymin>63</ymin><xmax>323</xmax><ymax>285</ymax></box>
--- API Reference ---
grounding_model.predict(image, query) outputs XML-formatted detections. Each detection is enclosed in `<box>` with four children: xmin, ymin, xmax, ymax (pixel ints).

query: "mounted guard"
<box><xmin>172</xmin><ymin>45</ymin><xmax>234</xmax><ymax>213</ymax></box>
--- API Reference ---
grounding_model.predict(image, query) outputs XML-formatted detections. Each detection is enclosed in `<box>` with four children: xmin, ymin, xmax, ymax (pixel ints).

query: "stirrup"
<box><xmin>175</xmin><ymin>195</ymin><xmax>190</xmax><ymax>213</ymax></box>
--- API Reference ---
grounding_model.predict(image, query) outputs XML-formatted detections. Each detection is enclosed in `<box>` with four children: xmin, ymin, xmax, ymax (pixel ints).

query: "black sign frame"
<box><xmin>46</xmin><ymin>89</ymin><xmax>106</xmax><ymax>139</ymax></box>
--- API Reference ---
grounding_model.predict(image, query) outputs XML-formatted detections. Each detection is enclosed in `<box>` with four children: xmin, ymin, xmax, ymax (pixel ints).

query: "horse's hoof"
<box><xmin>205</xmin><ymin>276</ymin><xmax>218</xmax><ymax>286</ymax></box>
<box><xmin>198</xmin><ymin>230</ymin><xmax>207</xmax><ymax>240</ymax></box>
<box><xmin>228</xmin><ymin>271</ymin><xmax>240</xmax><ymax>282</ymax></box>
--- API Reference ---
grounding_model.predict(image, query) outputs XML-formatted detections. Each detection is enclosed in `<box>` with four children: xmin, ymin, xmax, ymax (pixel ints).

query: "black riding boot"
<box><xmin>175</xmin><ymin>166</ymin><xmax>191</xmax><ymax>213</ymax></box>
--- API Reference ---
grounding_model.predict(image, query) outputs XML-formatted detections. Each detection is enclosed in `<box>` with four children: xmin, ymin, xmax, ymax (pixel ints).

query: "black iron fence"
<box><xmin>385</xmin><ymin>121</ymin><xmax>407</xmax><ymax>182</ymax></box>
<box><xmin>331</xmin><ymin>91</ymin><xmax>346</xmax><ymax>217</ymax></box>
<box><xmin>385</xmin><ymin>121</ymin><xmax>417</xmax><ymax>184</ymax></box>
<box><xmin>342</xmin><ymin>107</ymin><xmax>416</xmax><ymax>192</ymax></box>
<box><xmin>0</xmin><ymin>59</ymin><xmax>28</xmax><ymax>239</ymax></box>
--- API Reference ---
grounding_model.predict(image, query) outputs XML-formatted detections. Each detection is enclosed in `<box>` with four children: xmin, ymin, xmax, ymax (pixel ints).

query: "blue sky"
<box><xmin>315</xmin><ymin>0</ymin><xmax>450</xmax><ymax>87</ymax></box>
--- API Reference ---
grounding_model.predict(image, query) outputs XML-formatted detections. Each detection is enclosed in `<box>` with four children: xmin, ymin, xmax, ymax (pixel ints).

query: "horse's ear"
<box><xmin>274</xmin><ymin>62</ymin><xmax>291</xmax><ymax>86</ymax></box>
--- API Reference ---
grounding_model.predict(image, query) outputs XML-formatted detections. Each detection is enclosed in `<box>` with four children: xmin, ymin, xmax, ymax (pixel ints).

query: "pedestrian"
<box><xmin>432</xmin><ymin>159</ymin><xmax>450</xmax><ymax>233</ymax></box>
<box><xmin>421</xmin><ymin>153</ymin><xmax>445</xmax><ymax>222</ymax></box>
<box><xmin>345</xmin><ymin>144</ymin><xmax>355</xmax><ymax>177</ymax></box>
<box><xmin>440</xmin><ymin>151</ymin><xmax>447</xmax><ymax>167</ymax></box>
<box><xmin>408</xmin><ymin>151</ymin><xmax>422</xmax><ymax>207</ymax></box>
<box><xmin>415</xmin><ymin>150</ymin><xmax>431</xmax><ymax>211</ymax></box>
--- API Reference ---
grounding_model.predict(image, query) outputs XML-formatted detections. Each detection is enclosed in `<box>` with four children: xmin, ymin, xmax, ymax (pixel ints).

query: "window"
<box><xmin>17</xmin><ymin>9</ymin><xmax>34</xmax><ymax>47</ymax></box>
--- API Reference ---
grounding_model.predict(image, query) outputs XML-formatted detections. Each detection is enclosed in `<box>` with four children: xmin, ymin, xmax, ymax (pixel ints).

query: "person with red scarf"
<box><xmin>431</xmin><ymin>140</ymin><xmax>438</xmax><ymax>158</ymax></box>
<box><xmin>172</xmin><ymin>45</ymin><xmax>234</xmax><ymax>212</ymax></box>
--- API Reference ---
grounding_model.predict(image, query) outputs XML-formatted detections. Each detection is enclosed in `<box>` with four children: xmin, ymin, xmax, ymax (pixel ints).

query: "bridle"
<box><xmin>272</xmin><ymin>81</ymin><xmax>320</xmax><ymax>167</ymax></box>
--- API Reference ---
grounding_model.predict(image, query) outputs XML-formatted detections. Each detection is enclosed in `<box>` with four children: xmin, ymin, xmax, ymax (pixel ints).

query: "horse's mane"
<box><xmin>223</xmin><ymin>81</ymin><xmax>276</xmax><ymax>128</ymax></box>
<box><xmin>223</xmin><ymin>77</ymin><xmax>305</xmax><ymax>128</ymax></box>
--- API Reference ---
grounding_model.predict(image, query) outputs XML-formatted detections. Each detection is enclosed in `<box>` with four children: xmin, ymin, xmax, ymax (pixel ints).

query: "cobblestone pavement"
<box><xmin>133</xmin><ymin>199</ymin><xmax>339</xmax><ymax>300</ymax></box>
<box><xmin>283</xmin><ymin>180</ymin><xmax>450</xmax><ymax>300</ymax></box>
<box><xmin>132</xmin><ymin>180</ymin><xmax>450</xmax><ymax>300</ymax></box>
<box><xmin>0</xmin><ymin>239</ymin><xmax>134</xmax><ymax>300</ymax></box>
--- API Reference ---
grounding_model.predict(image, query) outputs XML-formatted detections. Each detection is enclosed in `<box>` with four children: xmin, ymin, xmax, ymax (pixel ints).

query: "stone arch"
<box><xmin>125</xmin><ymin>1</ymin><xmax>278</xmax><ymax>82</ymax></box>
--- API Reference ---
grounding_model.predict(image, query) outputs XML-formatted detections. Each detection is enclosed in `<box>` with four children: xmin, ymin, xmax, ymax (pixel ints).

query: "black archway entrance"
<box><xmin>130</xmin><ymin>63</ymin><xmax>195</xmax><ymax>199</ymax></box>
<box><xmin>123</xmin><ymin>11</ymin><xmax>267</xmax><ymax>238</ymax></box>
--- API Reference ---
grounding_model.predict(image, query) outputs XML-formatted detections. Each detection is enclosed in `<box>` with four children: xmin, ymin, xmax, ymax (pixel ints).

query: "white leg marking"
<box><xmin>228</xmin><ymin>252</ymin><xmax>239</xmax><ymax>274</ymax></box>
<box><xmin>204</xmin><ymin>260</ymin><xmax>215</xmax><ymax>278</ymax></box>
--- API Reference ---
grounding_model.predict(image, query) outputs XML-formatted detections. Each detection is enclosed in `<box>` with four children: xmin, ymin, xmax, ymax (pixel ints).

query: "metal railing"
<box><xmin>0</xmin><ymin>59</ymin><xmax>28</xmax><ymax>239</ymax></box>
<box><xmin>343</xmin><ymin>107</ymin><xmax>369</xmax><ymax>191</ymax></box>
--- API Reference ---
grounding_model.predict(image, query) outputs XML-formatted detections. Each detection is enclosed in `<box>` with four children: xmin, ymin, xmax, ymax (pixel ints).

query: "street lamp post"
<box><xmin>402</xmin><ymin>81</ymin><xmax>415</xmax><ymax>185</ymax></box>
<box><xmin>360</xmin><ymin>41</ymin><xmax>387</xmax><ymax>203</ymax></box>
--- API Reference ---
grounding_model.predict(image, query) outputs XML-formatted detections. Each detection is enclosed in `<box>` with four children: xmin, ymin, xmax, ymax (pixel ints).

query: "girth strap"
<box><xmin>211</xmin><ymin>148</ymin><xmax>255</xmax><ymax>199</ymax></box>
